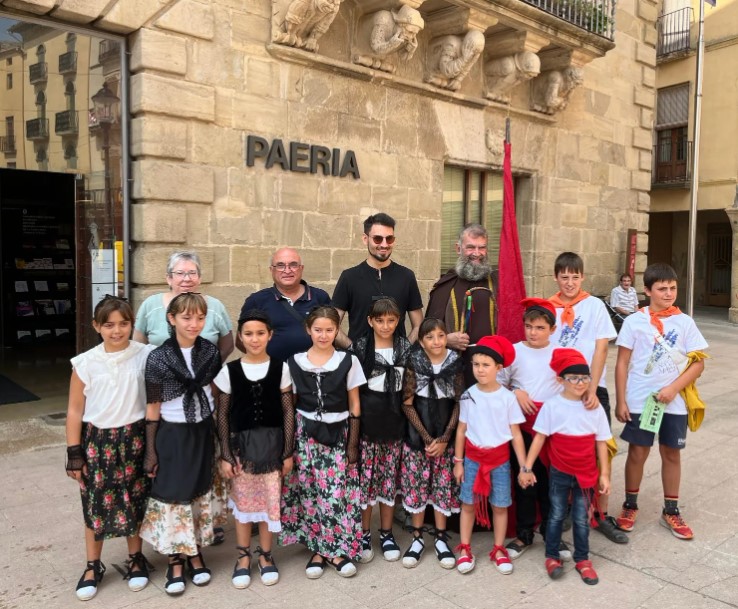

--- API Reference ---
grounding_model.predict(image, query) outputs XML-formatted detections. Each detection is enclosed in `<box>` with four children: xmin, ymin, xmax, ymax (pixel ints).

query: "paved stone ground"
<box><xmin>1</xmin><ymin>315</ymin><xmax>736</xmax><ymax>609</ymax></box>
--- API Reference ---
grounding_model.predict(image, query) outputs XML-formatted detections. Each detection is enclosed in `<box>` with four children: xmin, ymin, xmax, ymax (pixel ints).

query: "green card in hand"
<box><xmin>640</xmin><ymin>393</ymin><xmax>665</xmax><ymax>433</ymax></box>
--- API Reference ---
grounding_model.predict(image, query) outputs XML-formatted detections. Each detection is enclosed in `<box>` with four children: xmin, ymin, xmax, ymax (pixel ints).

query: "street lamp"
<box><xmin>91</xmin><ymin>82</ymin><xmax>119</xmax><ymax>247</ymax></box>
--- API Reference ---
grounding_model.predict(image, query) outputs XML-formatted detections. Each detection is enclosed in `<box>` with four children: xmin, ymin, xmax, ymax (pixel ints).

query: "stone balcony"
<box><xmin>268</xmin><ymin>0</ymin><xmax>617</xmax><ymax>117</ymax></box>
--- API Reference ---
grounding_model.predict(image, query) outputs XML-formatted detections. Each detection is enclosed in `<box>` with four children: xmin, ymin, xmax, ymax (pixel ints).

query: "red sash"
<box><xmin>549</xmin><ymin>433</ymin><xmax>600</xmax><ymax>525</ymax></box>
<box><xmin>519</xmin><ymin>401</ymin><xmax>549</xmax><ymax>467</ymax></box>
<box><xmin>465</xmin><ymin>439</ymin><xmax>509</xmax><ymax>529</ymax></box>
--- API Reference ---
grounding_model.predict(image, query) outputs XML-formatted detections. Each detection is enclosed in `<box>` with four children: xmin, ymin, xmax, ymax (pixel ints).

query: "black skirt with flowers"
<box><xmin>79</xmin><ymin>419</ymin><xmax>150</xmax><ymax>540</ymax></box>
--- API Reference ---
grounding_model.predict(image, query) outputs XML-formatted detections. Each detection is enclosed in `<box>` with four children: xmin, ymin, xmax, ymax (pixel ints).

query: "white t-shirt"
<box><xmin>533</xmin><ymin>393</ymin><xmax>612</xmax><ymax>440</ymax></box>
<box><xmin>160</xmin><ymin>346</ymin><xmax>216</xmax><ymax>423</ymax></box>
<box><xmin>291</xmin><ymin>350</ymin><xmax>367</xmax><ymax>422</ymax></box>
<box><xmin>213</xmin><ymin>360</ymin><xmax>292</xmax><ymax>393</ymax></box>
<box><xmin>71</xmin><ymin>342</ymin><xmax>154</xmax><ymax>429</ymax></box>
<box><xmin>417</xmin><ymin>349</ymin><xmax>457</xmax><ymax>399</ymax></box>
<box><xmin>459</xmin><ymin>384</ymin><xmax>526</xmax><ymax>448</ymax></box>
<box><xmin>497</xmin><ymin>342</ymin><xmax>561</xmax><ymax>404</ymax></box>
<box><xmin>367</xmin><ymin>347</ymin><xmax>404</xmax><ymax>392</ymax></box>
<box><xmin>616</xmin><ymin>309</ymin><xmax>708</xmax><ymax>415</ymax></box>
<box><xmin>551</xmin><ymin>295</ymin><xmax>617</xmax><ymax>388</ymax></box>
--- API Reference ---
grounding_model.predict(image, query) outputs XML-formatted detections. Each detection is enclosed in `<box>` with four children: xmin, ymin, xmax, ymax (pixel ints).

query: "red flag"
<box><xmin>496</xmin><ymin>139</ymin><xmax>526</xmax><ymax>343</ymax></box>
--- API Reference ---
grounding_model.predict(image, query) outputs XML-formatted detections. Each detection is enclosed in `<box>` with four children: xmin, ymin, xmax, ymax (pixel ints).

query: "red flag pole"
<box><xmin>495</xmin><ymin>118</ymin><xmax>527</xmax><ymax>343</ymax></box>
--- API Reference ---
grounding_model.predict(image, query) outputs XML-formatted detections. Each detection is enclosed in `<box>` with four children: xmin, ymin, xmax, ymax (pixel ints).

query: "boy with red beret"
<box><xmin>519</xmin><ymin>348</ymin><xmax>612</xmax><ymax>585</ymax></box>
<box><xmin>498</xmin><ymin>298</ymin><xmax>571</xmax><ymax>561</ymax></box>
<box><xmin>453</xmin><ymin>335</ymin><xmax>527</xmax><ymax>576</ymax></box>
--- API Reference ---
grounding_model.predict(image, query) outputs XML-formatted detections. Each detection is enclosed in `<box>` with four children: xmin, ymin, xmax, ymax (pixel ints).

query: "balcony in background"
<box><xmin>25</xmin><ymin>118</ymin><xmax>49</xmax><ymax>140</ymax></box>
<box><xmin>98</xmin><ymin>40</ymin><xmax>121</xmax><ymax>64</ymax></box>
<box><xmin>657</xmin><ymin>7</ymin><xmax>693</xmax><ymax>58</ymax></box>
<box><xmin>652</xmin><ymin>140</ymin><xmax>692</xmax><ymax>188</ymax></box>
<box><xmin>58</xmin><ymin>51</ymin><xmax>78</xmax><ymax>74</ymax></box>
<box><xmin>29</xmin><ymin>61</ymin><xmax>47</xmax><ymax>84</ymax></box>
<box><xmin>521</xmin><ymin>0</ymin><xmax>616</xmax><ymax>40</ymax></box>
<box><xmin>55</xmin><ymin>110</ymin><xmax>79</xmax><ymax>135</ymax></box>
<box><xmin>0</xmin><ymin>135</ymin><xmax>16</xmax><ymax>153</ymax></box>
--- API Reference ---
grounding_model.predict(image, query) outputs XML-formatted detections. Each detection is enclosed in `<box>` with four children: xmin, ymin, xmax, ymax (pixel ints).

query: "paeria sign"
<box><xmin>246</xmin><ymin>135</ymin><xmax>360</xmax><ymax>179</ymax></box>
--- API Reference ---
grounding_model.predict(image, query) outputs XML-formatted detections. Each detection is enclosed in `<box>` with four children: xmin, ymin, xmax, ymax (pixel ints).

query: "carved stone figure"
<box><xmin>530</xmin><ymin>66</ymin><xmax>583</xmax><ymax>115</ymax></box>
<box><xmin>425</xmin><ymin>30</ymin><xmax>485</xmax><ymax>91</ymax></box>
<box><xmin>353</xmin><ymin>5</ymin><xmax>425</xmax><ymax>73</ymax></box>
<box><xmin>485</xmin><ymin>51</ymin><xmax>541</xmax><ymax>103</ymax></box>
<box><xmin>273</xmin><ymin>0</ymin><xmax>342</xmax><ymax>52</ymax></box>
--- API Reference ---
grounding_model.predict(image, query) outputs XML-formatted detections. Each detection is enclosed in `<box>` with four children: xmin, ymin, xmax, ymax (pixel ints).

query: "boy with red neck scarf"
<box><xmin>614</xmin><ymin>263</ymin><xmax>707</xmax><ymax>541</ymax></box>
<box><xmin>519</xmin><ymin>348</ymin><xmax>612</xmax><ymax>586</ymax></box>
<box><xmin>453</xmin><ymin>335</ymin><xmax>527</xmax><ymax>576</ymax></box>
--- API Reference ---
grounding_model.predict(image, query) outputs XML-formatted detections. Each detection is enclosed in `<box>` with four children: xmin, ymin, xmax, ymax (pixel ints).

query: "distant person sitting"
<box><xmin>610</xmin><ymin>274</ymin><xmax>639</xmax><ymax>316</ymax></box>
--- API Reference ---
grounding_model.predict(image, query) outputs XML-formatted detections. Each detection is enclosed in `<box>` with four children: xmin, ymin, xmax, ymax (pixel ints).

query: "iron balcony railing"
<box><xmin>26</xmin><ymin>117</ymin><xmax>49</xmax><ymax>140</ymax></box>
<box><xmin>55</xmin><ymin>110</ymin><xmax>79</xmax><ymax>135</ymax></box>
<box><xmin>653</xmin><ymin>140</ymin><xmax>692</xmax><ymax>186</ymax></box>
<box><xmin>521</xmin><ymin>0</ymin><xmax>616</xmax><ymax>40</ymax></box>
<box><xmin>98</xmin><ymin>40</ymin><xmax>121</xmax><ymax>64</ymax></box>
<box><xmin>657</xmin><ymin>7</ymin><xmax>693</xmax><ymax>57</ymax></box>
<box><xmin>0</xmin><ymin>135</ymin><xmax>15</xmax><ymax>153</ymax></box>
<box><xmin>29</xmin><ymin>61</ymin><xmax>47</xmax><ymax>84</ymax></box>
<box><xmin>58</xmin><ymin>51</ymin><xmax>78</xmax><ymax>74</ymax></box>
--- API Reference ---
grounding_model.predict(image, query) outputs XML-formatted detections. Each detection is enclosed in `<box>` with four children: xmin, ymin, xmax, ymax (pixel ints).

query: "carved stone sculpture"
<box><xmin>273</xmin><ymin>0</ymin><xmax>342</xmax><ymax>52</ymax></box>
<box><xmin>353</xmin><ymin>5</ymin><xmax>425</xmax><ymax>73</ymax></box>
<box><xmin>485</xmin><ymin>51</ymin><xmax>540</xmax><ymax>103</ymax></box>
<box><xmin>425</xmin><ymin>30</ymin><xmax>485</xmax><ymax>91</ymax></box>
<box><xmin>530</xmin><ymin>66</ymin><xmax>583</xmax><ymax>115</ymax></box>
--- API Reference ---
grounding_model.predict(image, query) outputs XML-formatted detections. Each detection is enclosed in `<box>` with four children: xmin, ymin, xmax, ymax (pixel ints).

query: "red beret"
<box><xmin>521</xmin><ymin>297</ymin><xmax>556</xmax><ymax>322</ymax></box>
<box><xmin>550</xmin><ymin>348</ymin><xmax>590</xmax><ymax>377</ymax></box>
<box><xmin>470</xmin><ymin>335</ymin><xmax>516</xmax><ymax>368</ymax></box>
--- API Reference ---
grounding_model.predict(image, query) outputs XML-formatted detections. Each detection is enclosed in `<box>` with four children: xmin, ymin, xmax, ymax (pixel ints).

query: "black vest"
<box><xmin>227</xmin><ymin>358</ymin><xmax>284</xmax><ymax>432</ymax></box>
<box><xmin>405</xmin><ymin>396</ymin><xmax>455</xmax><ymax>451</ymax></box>
<box><xmin>287</xmin><ymin>353</ymin><xmax>352</xmax><ymax>416</ymax></box>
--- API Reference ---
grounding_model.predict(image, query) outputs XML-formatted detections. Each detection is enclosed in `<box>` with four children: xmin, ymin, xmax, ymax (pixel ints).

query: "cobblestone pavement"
<box><xmin>1</xmin><ymin>315</ymin><xmax>736</xmax><ymax>609</ymax></box>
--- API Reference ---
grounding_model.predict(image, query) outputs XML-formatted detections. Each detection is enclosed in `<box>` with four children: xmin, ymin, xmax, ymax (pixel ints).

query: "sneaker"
<box><xmin>489</xmin><ymin>545</ymin><xmax>513</xmax><ymax>575</ymax></box>
<box><xmin>455</xmin><ymin>543</ymin><xmax>475</xmax><ymax>574</ymax></box>
<box><xmin>660</xmin><ymin>510</ymin><xmax>694</xmax><ymax>540</ymax></box>
<box><xmin>402</xmin><ymin>533</ymin><xmax>425</xmax><ymax>569</ymax></box>
<box><xmin>545</xmin><ymin>557</ymin><xmax>564</xmax><ymax>580</ymax></box>
<box><xmin>616</xmin><ymin>504</ymin><xmax>639</xmax><ymax>532</ymax></box>
<box><xmin>379</xmin><ymin>529</ymin><xmax>401</xmax><ymax>562</ymax></box>
<box><xmin>594</xmin><ymin>515</ymin><xmax>630</xmax><ymax>544</ymax></box>
<box><xmin>76</xmin><ymin>560</ymin><xmax>106</xmax><ymax>601</ymax></box>
<box><xmin>358</xmin><ymin>529</ymin><xmax>374</xmax><ymax>563</ymax></box>
<box><xmin>434</xmin><ymin>530</ymin><xmax>456</xmax><ymax>569</ymax></box>
<box><xmin>505</xmin><ymin>538</ymin><xmax>531</xmax><ymax>560</ymax></box>
<box><xmin>558</xmin><ymin>540</ymin><xmax>573</xmax><ymax>562</ymax></box>
<box><xmin>575</xmin><ymin>559</ymin><xmax>599</xmax><ymax>585</ymax></box>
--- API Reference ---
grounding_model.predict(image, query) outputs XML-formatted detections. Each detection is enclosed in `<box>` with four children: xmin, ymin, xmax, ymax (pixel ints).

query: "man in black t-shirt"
<box><xmin>333</xmin><ymin>213</ymin><xmax>423</xmax><ymax>347</ymax></box>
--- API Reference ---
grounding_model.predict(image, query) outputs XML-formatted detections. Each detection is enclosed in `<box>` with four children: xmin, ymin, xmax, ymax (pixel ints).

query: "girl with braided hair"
<box><xmin>280</xmin><ymin>306</ymin><xmax>367</xmax><ymax>579</ymax></box>
<box><xmin>400</xmin><ymin>318</ymin><xmax>464</xmax><ymax>570</ymax></box>
<box><xmin>139</xmin><ymin>292</ymin><xmax>222</xmax><ymax>596</ymax></box>
<box><xmin>212</xmin><ymin>310</ymin><xmax>295</xmax><ymax>589</ymax></box>
<box><xmin>65</xmin><ymin>296</ymin><xmax>154</xmax><ymax>601</ymax></box>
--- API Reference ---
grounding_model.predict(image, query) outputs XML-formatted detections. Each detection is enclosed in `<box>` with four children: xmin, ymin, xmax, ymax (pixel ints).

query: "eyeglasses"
<box><xmin>170</xmin><ymin>270</ymin><xmax>199</xmax><ymax>279</ymax></box>
<box><xmin>368</xmin><ymin>234</ymin><xmax>395</xmax><ymax>245</ymax></box>
<box><xmin>563</xmin><ymin>375</ymin><xmax>592</xmax><ymax>385</ymax></box>
<box><xmin>271</xmin><ymin>262</ymin><xmax>302</xmax><ymax>272</ymax></box>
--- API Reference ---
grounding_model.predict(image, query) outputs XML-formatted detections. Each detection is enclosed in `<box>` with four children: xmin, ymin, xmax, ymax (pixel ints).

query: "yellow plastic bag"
<box><xmin>679</xmin><ymin>351</ymin><xmax>709</xmax><ymax>432</ymax></box>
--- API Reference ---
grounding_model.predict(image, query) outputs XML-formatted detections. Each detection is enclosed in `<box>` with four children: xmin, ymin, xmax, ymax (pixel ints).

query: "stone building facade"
<box><xmin>0</xmin><ymin>0</ymin><xmax>659</xmax><ymax>334</ymax></box>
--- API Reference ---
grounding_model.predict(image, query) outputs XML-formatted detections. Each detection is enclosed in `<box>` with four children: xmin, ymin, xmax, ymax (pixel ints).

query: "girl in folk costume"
<box><xmin>281</xmin><ymin>306</ymin><xmax>367</xmax><ymax>579</ymax></box>
<box><xmin>400</xmin><ymin>318</ymin><xmax>464</xmax><ymax>570</ymax></box>
<box><xmin>65</xmin><ymin>296</ymin><xmax>154</xmax><ymax>601</ymax></box>
<box><xmin>453</xmin><ymin>335</ymin><xmax>527</xmax><ymax>576</ymax></box>
<box><xmin>350</xmin><ymin>297</ymin><xmax>411</xmax><ymax>563</ymax></box>
<box><xmin>139</xmin><ymin>292</ymin><xmax>223</xmax><ymax>596</ymax></box>
<box><xmin>519</xmin><ymin>348</ymin><xmax>612</xmax><ymax>586</ymax></box>
<box><xmin>213</xmin><ymin>310</ymin><xmax>295</xmax><ymax>589</ymax></box>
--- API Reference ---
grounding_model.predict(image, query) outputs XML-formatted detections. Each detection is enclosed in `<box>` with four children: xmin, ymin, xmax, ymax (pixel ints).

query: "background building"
<box><xmin>649</xmin><ymin>0</ymin><xmax>736</xmax><ymax>316</ymax></box>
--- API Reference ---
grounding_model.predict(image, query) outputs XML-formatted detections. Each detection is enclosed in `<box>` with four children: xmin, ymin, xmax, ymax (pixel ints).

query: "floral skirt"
<box><xmin>400</xmin><ymin>443</ymin><xmax>460</xmax><ymax>517</ymax></box>
<box><xmin>359</xmin><ymin>439</ymin><xmax>402</xmax><ymax>509</ymax></box>
<box><xmin>280</xmin><ymin>415</ymin><xmax>362</xmax><ymax>559</ymax></box>
<box><xmin>140</xmin><ymin>487</ymin><xmax>226</xmax><ymax>556</ymax></box>
<box><xmin>79</xmin><ymin>420</ymin><xmax>150</xmax><ymax>541</ymax></box>
<box><xmin>230</xmin><ymin>470</ymin><xmax>282</xmax><ymax>532</ymax></box>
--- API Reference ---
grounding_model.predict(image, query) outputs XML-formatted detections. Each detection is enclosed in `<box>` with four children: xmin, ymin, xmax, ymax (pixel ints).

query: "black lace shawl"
<box><xmin>402</xmin><ymin>345</ymin><xmax>463</xmax><ymax>401</ymax></box>
<box><xmin>350</xmin><ymin>333</ymin><xmax>411</xmax><ymax>394</ymax></box>
<box><xmin>145</xmin><ymin>336</ymin><xmax>221</xmax><ymax>423</ymax></box>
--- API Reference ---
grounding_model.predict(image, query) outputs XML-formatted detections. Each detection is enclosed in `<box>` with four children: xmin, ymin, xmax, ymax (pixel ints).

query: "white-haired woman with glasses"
<box><xmin>133</xmin><ymin>250</ymin><xmax>234</xmax><ymax>362</ymax></box>
<box><xmin>133</xmin><ymin>250</ymin><xmax>234</xmax><ymax>546</ymax></box>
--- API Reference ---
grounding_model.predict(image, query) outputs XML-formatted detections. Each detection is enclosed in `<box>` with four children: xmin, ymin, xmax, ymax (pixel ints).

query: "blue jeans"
<box><xmin>546</xmin><ymin>466</ymin><xmax>592</xmax><ymax>563</ymax></box>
